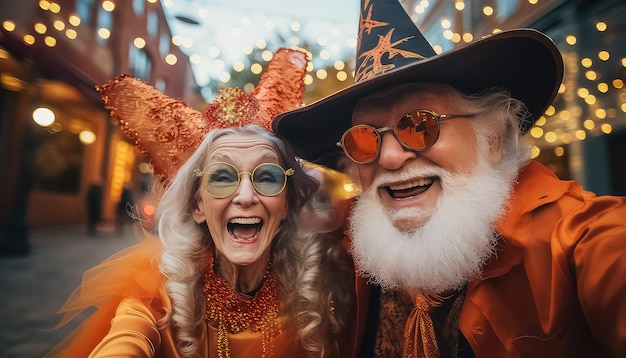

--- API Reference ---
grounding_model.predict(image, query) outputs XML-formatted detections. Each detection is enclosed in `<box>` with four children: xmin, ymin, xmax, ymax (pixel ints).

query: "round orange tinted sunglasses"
<box><xmin>337</xmin><ymin>109</ymin><xmax>474</xmax><ymax>164</ymax></box>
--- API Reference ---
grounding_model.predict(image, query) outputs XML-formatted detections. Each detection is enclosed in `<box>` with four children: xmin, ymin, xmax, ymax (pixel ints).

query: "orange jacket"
<box><xmin>352</xmin><ymin>160</ymin><xmax>626</xmax><ymax>357</ymax></box>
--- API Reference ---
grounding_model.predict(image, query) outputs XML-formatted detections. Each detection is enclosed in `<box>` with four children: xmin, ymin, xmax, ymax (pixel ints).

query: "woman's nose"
<box><xmin>232</xmin><ymin>175</ymin><xmax>259</xmax><ymax>206</ymax></box>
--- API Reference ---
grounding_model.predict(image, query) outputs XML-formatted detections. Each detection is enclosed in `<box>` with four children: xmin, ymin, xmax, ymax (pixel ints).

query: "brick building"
<box><xmin>0</xmin><ymin>0</ymin><xmax>196</xmax><ymax>254</ymax></box>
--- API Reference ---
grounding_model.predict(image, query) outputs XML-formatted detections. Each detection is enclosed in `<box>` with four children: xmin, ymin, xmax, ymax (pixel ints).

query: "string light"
<box><xmin>554</xmin><ymin>147</ymin><xmax>565</xmax><ymax>157</ymax></box>
<box><xmin>50</xmin><ymin>3</ymin><xmax>61</xmax><ymax>13</ymax></box>
<box><xmin>133</xmin><ymin>37</ymin><xmax>146</xmax><ymax>49</ymax></box>
<box><xmin>44</xmin><ymin>35</ymin><xmax>56</xmax><ymax>47</ymax></box>
<box><xmin>23</xmin><ymin>34</ymin><xmax>35</xmax><ymax>45</ymax></box>
<box><xmin>165</xmin><ymin>53</ymin><xmax>178</xmax><ymax>65</ymax></box>
<box><xmin>102</xmin><ymin>1</ymin><xmax>115</xmax><ymax>12</ymax></box>
<box><xmin>261</xmin><ymin>50</ymin><xmax>273</xmax><ymax>61</ymax></box>
<box><xmin>39</xmin><ymin>0</ymin><xmax>51</xmax><ymax>11</ymax></box>
<box><xmin>566</xmin><ymin>35</ymin><xmax>577</xmax><ymax>45</ymax></box>
<box><xmin>97</xmin><ymin>28</ymin><xmax>111</xmax><ymax>40</ymax></box>
<box><xmin>189</xmin><ymin>54</ymin><xmax>201</xmax><ymax>64</ymax></box>
<box><xmin>598</xmin><ymin>50</ymin><xmax>610</xmax><ymax>61</ymax></box>
<box><xmin>68</xmin><ymin>14</ymin><xmax>80</xmax><ymax>26</ymax></box>
<box><xmin>233</xmin><ymin>61</ymin><xmax>245</xmax><ymax>72</ymax></box>
<box><xmin>250</xmin><ymin>63</ymin><xmax>262</xmax><ymax>74</ymax></box>
<box><xmin>53</xmin><ymin>20</ymin><xmax>65</xmax><ymax>31</ymax></box>
<box><xmin>601</xmin><ymin>124</ymin><xmax>612</xmax><ymax>134</ymax></box>
<box><xmin>34</xmin><ymin>22</ymin><xmax>47</xmax><ymax>34</ymax></box>
<box><xmin>65</xmin><ymin>29</ymin><xmax>77</xmax><ymax>39</ymax></box>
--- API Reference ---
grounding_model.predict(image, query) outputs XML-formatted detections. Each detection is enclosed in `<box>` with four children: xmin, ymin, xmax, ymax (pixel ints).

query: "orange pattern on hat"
<box><xmin>356</xmin><ymin>1</ymin><xmax>426</xmax><ymax>81</ymax></box>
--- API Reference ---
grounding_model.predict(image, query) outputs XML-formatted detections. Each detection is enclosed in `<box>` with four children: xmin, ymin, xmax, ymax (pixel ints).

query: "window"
<box><xmin>133</xmin><ymin>0</ymin><xmax>145</xmax><ymax>16</ymax></box>
<box><xmin>32</xmin><ymin>123</ymin><xmax>84</xmax><ymax>194</ymax></box>
<box><xmin>425</xmin><ymin>5</ymin><xmax>455</xmax><ymax>53</ymax></box>
<box><xmin>76</xmin><ymin>0</ymin><xmax>95</xmax><ymax>26</ymax></box>
<box><xmin>147</xmin><ymin>11</ymin><xmax>158</xmax><ymax>38</ymax></box>
<box><xmin>497</xmin><ymin>0</ymin><xmax>519</xmax><ymax>21</ymax></box>
<box><xmin>129</xmin><ymin>43</ymin><xmax>152</xmax><ymax>81</ymax></box>
<box><xmin>155</xmin><ymin>79</ymin><xmax>166</xmax><ymax>92</ymax></box>
<box><xmin>96</xmin><ymin>7</ymin><xmax>113</xmax><ymax>45</ymax></box>
<box><xmin>159</xmin><ymin>33</ymin><xmax>170</xmax><ymax>57</ymax></box>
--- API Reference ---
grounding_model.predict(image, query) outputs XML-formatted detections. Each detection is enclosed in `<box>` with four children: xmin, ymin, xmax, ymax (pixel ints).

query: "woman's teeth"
<box><xmin>227</xmin><ymin>218</ymin><xmax>263</xmax><ymax>241</ymax></box>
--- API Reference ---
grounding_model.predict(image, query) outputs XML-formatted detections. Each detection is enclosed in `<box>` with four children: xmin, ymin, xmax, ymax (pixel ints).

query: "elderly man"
<box><xmin>273</xmin><ymin>0</ymin><xmax>626</xmax><ymax>357</ymax></box>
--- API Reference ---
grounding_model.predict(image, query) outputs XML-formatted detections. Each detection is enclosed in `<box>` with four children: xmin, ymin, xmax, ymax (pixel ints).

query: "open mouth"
<box><xmin>227</xmin><ymin>217</ymin><xmax>263</xmax><ymax>242</ymax></box>
<box><xmin>384</xmin><ymin>177</ymin><xmax>436</xmax><ymax>199</ymax></box>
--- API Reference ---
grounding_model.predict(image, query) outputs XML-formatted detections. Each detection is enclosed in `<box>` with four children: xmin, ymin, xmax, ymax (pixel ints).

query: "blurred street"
<box><xmin>0</xmin><ymin>223</ymin><xmax>138</xmax><ymax>358</ymax></box>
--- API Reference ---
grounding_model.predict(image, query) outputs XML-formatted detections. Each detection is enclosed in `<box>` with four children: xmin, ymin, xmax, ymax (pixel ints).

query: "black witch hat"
<box><xmin>273</xmin><ymin>0</ymin><xmax>564</xmax><ymax>162</ymax></box>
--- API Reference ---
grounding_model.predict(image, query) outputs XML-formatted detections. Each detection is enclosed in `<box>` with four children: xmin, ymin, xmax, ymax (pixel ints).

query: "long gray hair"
<box><xmin>156</xmin><ymin>124</ymin><xmax>353</xmax><ymax>357</ymax></box>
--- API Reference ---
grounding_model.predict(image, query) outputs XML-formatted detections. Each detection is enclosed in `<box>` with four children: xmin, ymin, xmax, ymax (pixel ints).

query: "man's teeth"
<box><xmin>389</xmin><ymin>177</ymin><xmax>433</xmax><ymax>190</ymax></box>
<box><xmin>229</xmin><ymin>217</ymin><xmax>261</xmax><ymax>225</ymax></box>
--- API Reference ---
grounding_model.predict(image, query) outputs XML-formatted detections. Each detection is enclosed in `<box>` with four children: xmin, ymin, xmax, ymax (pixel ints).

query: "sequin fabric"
<box><xmin>203</xmin><ymin>255</ymin><xmax>281</xmax><ymax>358</ymax></box>
<box><xmin>97</xmin><ymin>48</ymin><xmax>308</xmax><ymax>181</ymax></box>
<box><xmin>403</xmin><ymin>293</ymin><xmax>444</xmax><ymax>358</ymax></box>
<box><xmin>98</xmin><ymin>75</ymin><xmax>207</xmax><ymax>180</ymax></box>
<box><xmin>251</xmin><ymin>48</ymin><xmax>308</xmax><ymax>130</ymax></box>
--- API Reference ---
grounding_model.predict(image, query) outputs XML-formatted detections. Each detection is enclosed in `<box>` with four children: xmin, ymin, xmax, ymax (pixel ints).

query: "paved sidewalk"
<box><xmin>0</xmin><ymin>224</ymin><xmax>139</xmax><ymax>357</ymax></box>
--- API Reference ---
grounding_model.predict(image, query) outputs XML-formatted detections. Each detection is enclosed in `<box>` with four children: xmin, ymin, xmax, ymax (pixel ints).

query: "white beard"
<box><xmin>348</xmin><ymin>158</ymin><xmax>519</xmax><ymax>294</ymax></box>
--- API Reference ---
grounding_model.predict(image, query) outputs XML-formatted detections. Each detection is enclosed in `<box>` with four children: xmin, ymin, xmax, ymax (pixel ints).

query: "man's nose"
<box><xmin>377</xmin><ymin>131</ymin><xmax>417</xmax><ymax>170</ymax></box>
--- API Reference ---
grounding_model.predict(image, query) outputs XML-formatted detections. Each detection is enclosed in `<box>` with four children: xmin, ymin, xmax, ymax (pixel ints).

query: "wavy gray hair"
<box><xmin>156</xmin><ymin>124</ymin><xmax>353</xmax><ymax>357</ymax></box>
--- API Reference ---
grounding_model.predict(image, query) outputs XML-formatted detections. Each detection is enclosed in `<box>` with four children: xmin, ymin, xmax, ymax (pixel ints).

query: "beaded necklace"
<box><xmin>203</xmin><ymin>256</ymin><xmax>281</xmax><ymax>358</ymax></box>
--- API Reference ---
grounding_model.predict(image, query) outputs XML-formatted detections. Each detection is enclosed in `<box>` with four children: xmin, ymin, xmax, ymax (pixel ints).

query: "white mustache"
<box><xmin>369</xmin><ymin>165</ymin><xmax>444</xmax><ymax>189</ymax></box>
<box><xmin>349</xmin><ymin>159</ymin><xmax>517</xmax><ymax>294</ymax></box>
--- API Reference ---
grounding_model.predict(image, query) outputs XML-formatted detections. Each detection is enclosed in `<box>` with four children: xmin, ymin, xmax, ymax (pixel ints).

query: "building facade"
<box><xmin>0</xmin><ymin>0</ymin><xmax>196</xmax><ymax>254</ymax></box>
<box><xmin>399</xmin><ymin>0</ymin><xmax>625</xmax><ymax>195</ymax></box>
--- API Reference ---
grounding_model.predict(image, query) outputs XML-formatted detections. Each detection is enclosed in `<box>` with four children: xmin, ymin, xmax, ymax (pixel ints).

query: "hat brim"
<box><xmin>273</xmin><ymin>29</ymin><xmax>564</xmax><ymax>162</ymax></box>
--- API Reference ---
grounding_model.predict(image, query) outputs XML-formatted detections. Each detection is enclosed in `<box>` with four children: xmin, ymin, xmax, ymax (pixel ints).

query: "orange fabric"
<box><xmin>87</xmin><ymin>296</ymin><xmax>171</xmax><ymax>357</ymax></box>
<box><xmin>402</xmin><ymin>294</ymin><xmax>440</xmax><ymax>358</ymax></box>
<box><xmin>46</xmin><ymin>233</ymin><xmax>170</xmax><ymax>357</ymax></box>
<box><xmin>46</xmin><ymin>232</ymin><xmax>340</xmax><ymax>357</ymax></box>
<box><xmin>457</xmin><ymin>160</ymin><xmax>626</xmax><ymax>357</ymax></box>
<box><xmin>351</xmin><ymin>160</ymin><xmax>626</xmax><ymax>357</ymax></box>
<box><xmin>206</xmin><ymin>324</ymin><xmax>308</xmax><ymax>357</ymax></box>
<box><xmin>352</xmin><ymin>273</ymin><xmax>373</xmax><ymax>357</ymax></box>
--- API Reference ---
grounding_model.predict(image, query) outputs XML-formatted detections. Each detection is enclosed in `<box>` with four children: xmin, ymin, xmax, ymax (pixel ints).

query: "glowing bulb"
<box><xmin>165</xmin><ymin>54</ymin><xmax>178</xmax><ymax>65</ymax></box>
<box><xmin>33</xmin><ymin>107</ymin><xmax>55</xmax><ymax>126</ymax></box>
<box><xmin>134</xmin><ymin>37</ymin><xmax>146</xmax><ymax>48</ymax></box>
<box><xmin>79</xmin><ymin>130</ymin><xmax>96</xmax><ymax>144</ymax></box>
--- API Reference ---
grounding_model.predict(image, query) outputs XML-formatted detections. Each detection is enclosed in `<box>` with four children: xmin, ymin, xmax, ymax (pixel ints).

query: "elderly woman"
<box><xmin>48</xmin><ymin>49</ymin><xmax>356</xmax><ymax>358</ymax></box>
<box><xmin>157</xmin><ymin>124</ymin><xmax>353</xmax><ymax>357</ymax></box>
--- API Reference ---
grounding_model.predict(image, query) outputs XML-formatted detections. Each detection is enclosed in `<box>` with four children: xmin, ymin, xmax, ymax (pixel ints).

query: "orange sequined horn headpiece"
<box><xmin>97</xmin><ymin>48</ymin><xmax>308</xmax><ymax>180</ymax></box>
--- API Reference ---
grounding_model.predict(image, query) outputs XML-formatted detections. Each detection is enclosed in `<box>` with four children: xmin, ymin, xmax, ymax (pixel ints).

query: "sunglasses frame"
<box><xmin>193</xmin><ymin>162</ymin><xmax>294</xmax><ymax>198</ymax></box>
<box><xmin>337</xmin><ymin>109</ymin><xmax>474</xmax><ymax>164</ymax></box>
